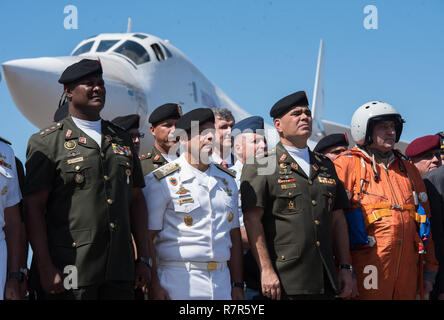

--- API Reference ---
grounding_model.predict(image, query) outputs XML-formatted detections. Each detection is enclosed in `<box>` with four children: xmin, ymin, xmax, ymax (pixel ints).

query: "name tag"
<box><xmin>67</xmin><ymin>156</ymin><xmax>84</xmax><ymax>165</ymax></box>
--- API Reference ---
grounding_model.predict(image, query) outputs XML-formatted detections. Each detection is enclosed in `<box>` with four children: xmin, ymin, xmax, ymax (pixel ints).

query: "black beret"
<box><xmin>175</xmin><ymin>108</ymin><xmax>214</xmax><ymax>132</ymax></box>
<box><xmin>313</xmin><ymin>133</ymin><xmax>349</xmax><ymax>153</ymax></box>
<box><xmin>270</xmin><ymin>91</ymin><xmax>309</xmax><ymax>118</ymax></box>
<box><xmin>111</xmin><ymin>114</ymin><xmax>140</xmax><ymax>131</ymax></box>
<box><xmin>149</xmin><ymin>103</ymin><xmax>182</xmax><ymax>126</ymax></box>
<box><xmin>53</xmin><ymin>101</ymin><xmax>69</xmax><ymax>122</ymax></box>
<box><xmin>58</xmin><ymin>59</ymin><xmax>103</xmax><ymax>84</ymax></box>
<box><xmin>232</xmin><ymin>116</ymin><xmax>264</xmax><ymax>138</ymax></box>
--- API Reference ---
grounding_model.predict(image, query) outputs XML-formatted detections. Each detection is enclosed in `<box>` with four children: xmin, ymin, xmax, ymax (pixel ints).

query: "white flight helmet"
<box><xmin>350</xmin><ymin>101</ymin><xmax>405</xmax><ymax>146</ymax></box>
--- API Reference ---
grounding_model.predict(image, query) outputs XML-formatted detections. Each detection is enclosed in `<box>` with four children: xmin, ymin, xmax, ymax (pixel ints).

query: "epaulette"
<box><xmin>214</xmin><ymin>163</ymin><xmax>236</xmax><ymax>178</ymax></box>
<box><xmin>0</xmin><ymin>137</ymin><xmax>11</xmax><ymax>145</ymax></box>
<box><xmin>153</xmin><ymin>162</ymin><xmax>180</xmax><ymax>180</ymax></box>
<box><xmin>256</xmin><ymin>148</ymin><xmax>275</xmax><ymax>159</ymax></box>
<box><xmin>139</xmin><ymin>152</ymin><xmax>152</xmax><ymax>160</ymax></box>
<box><xmin>39</xmin><ymin>122</ymin><xmax>63</xmax><ymax>137</ymax></box>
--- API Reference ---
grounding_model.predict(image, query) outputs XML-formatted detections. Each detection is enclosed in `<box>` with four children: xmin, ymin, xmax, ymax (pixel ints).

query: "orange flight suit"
<box><xmin>334</xmin><ymin>146</ymin><xmax>438</xmax><ymax>300</ymax></box>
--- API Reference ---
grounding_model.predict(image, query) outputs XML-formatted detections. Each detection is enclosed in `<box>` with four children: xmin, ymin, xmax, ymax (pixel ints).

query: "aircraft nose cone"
<box><xmin>2</xmin><ymin>57</ymin><xmax>78</xmax><ymax>128</ymax></box>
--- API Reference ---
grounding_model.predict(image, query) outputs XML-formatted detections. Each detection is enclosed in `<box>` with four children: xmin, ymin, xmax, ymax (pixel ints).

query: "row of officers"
<box><xmin>1</xmin><ymin>58</ymin><xmax>444</xmax><ymax>300</ymax></box>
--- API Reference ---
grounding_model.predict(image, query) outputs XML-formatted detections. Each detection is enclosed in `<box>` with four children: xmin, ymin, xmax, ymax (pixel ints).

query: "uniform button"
<box><xmin>308</xmin><ymin>180</ymin><xmax>313</xmax><ymax>185</ymax></box>
<box><xmin>316</xmin><ymin>241</ymin><xmax>321</xmax><ymax>247</ymax></box>
<box><xmin>107</xmin><ymin>199</ymin><xmax>113</xmax><ymax>204</ymax></box>
<box><xmin>288</xmin><ymin>192</ymin><xmax>292</xmax><ymax>196</ymax></box>
<box><xmin>101</xmin><ymin>152</ymin><xmax>105</xmax><ymax>158</ymax></box>
<box><xmin>312</xmin><ymin>200</ymin><xmax>317</xmax><ymax>206</ymax></box>
<box><xmin>281</xmin><ymin>255</ymin><xmax>285</xmax><ymax>260</ymax></box>
<box><xmin>126</xmin><ymin>162</ymin><xmax>130</xmax><ymax>166</ymax></box>
<box><xmin>104</xmin><ymin>175</ymin><xmax>109</xmax><ymax>180</ymax></box>
<box><xmin>314</xmin><ymin>220</ymin><xmax>320</xmax><ymax>225</ymax></box>
<box><xmin>109</xmin><ymin>222</ymin><xmax>115</xmax><ymax>229</ymax></box>
<box><xmin>75</xmin><ymin>165</ymin><xmax>81</xmax><ymax>171</ymax></box>
<box><xmin>72</xmin><ymin>242</ymin><xmax>76</xmax><ymax>247</ymax></box>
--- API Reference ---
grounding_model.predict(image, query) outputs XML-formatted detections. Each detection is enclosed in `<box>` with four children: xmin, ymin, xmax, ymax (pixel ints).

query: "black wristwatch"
<box><xmin>136</xmin><ymin>257</ymin><xmax>152</xmax><ymax>268</ymax></box>
<box><xmin>339</xmin><ymin>264</ymin><xmax>353</xmax><ymax>272</ymax></box>
<box><xmin>231</xmin><ymin>281</ymin><xmax>246</xmax><ymax>290</ymax></box>
<box><xmin>7</xmin><ymin>271</ymin><xmax>24</xmax><ymax>283</ymax></box>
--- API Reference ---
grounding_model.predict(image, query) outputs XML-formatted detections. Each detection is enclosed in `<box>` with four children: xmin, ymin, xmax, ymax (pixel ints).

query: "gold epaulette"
<box><xmin>214</xmin><ymin>163</ymin><xmax>236</xmax><ymax>178</ymax></box>
<box><xmin>153</xmin><ymin>162</ymin><xmax>180</xmax><ymax>180</ymax></box>
<box><xmin>139</xmin><ymin>152</ymin><xmax>152</xmax><ymax>160</ymax></box>
<box><xmin>39</xmin><ymin>122</ymin><xmax>63</xmax><ymax>137</ymax></box>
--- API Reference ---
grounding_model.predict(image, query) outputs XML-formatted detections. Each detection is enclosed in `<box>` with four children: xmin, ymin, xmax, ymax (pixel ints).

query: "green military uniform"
<box><xmin>139</xmin><ymin>146</ymin><xmax>168</xmax><ymax>176</ymax></box>
<box><xmin>24</xmin><ymin>116</ymin><xmax>145</xmax><ymax>289</ymax></box>
<box><xmin>240</xmin><ymin>141</ymin><xmax>349</xmax><ymax>297</ymax></box>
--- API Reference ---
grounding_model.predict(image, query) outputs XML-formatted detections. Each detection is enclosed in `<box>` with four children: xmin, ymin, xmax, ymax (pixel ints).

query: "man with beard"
<box><xmin>143</xmin><ymin>108</ymin><xmax>243</xmax><ymax>300</ymax></box>
<box><xmin>24</xmin><ymin>59</ymin><xmax>151</xmax><ymax>300</ymax></box>
<box><xmin>139</xmin><ymin>103</ymin><xmax>182</xmax><ymax>175</ymax></box>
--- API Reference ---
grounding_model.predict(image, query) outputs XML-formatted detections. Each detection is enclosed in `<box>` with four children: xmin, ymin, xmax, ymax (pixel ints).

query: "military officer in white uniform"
<box><xmin>0</xmin><ymin>137</ymin><xmax>23</xmax><ymax>300</ymax></box>
<box><xmin>143</xmin><ymin>108</ymin><xmax>244</xmax><ymax>300</ymax></box>
<box><xmin>231</xmin><ymin>116</ymin><xmax>266</xmax><ymax>300</ymax></box>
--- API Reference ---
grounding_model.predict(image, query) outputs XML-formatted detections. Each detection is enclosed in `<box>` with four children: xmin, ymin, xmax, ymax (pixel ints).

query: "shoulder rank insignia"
<box><xmin>214</xmin><ymin>163</ymin><xmax>236</xmax><ymax>178</ymax></box>
<box><xmin>153</xmin><ymin>162</ymin><xmax>180</xmax><ymax>180</ymax></box>
<box><xmin>139</xmin><ymin>152</ymin><xmax>152</xmax><ymax>160</ymax></box>
<box><xmin>39</xmin><ymin>122</ymin><xmax>62</xmax><ymax>136</ymax></box>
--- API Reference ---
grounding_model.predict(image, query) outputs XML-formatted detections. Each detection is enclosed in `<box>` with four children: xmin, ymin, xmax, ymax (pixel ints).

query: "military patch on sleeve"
<box><xmin>153</xmin><ymin>162</ymin><xmax>180</xmax><ymax>180</ymax></box>
<box><xmin>214</xmin><ymin>163</ymin><xmax>236</xmax><ymax>178</ymax></box>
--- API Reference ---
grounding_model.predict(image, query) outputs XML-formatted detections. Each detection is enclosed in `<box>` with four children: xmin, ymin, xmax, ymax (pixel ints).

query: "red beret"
<box><xmin>406</xmin><ymin>135</ymin><xmax>440</xmax><ymax>158</ymax></box>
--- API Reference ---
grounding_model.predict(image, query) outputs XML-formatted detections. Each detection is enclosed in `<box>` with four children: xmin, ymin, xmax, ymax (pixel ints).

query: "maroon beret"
<box><xmin>406</xmin><ymin>135</ymin><xmax>440</xmax><ymax>158</ymax></box>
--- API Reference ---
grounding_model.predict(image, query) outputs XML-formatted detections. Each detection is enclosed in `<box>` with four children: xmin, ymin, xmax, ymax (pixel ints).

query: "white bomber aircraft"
<box><xmin>1</xmin><ymin>29</ymin><xmax>408</xmax><ymax>153</ymax></box>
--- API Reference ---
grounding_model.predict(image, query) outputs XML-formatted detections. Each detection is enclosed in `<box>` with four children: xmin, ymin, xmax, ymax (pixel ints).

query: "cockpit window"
<box><xmin>113</xmin><ymin>40</ymin><xmax>150</xmax><ymax>65</ymax></box>
<box><xmin>160</xmin><ymin>43</ymin><xmax>173</xmax><ymax>58</ymax></box>
<box><xmin>151</xmin><ymin>43</ymin><xmax>165</xmax><ymax>61</ymax></box>
<box><xmin>96</xmin><ymin>40</ymin><xmax>119</xmax><ymax>52</ymax></box>
<box><xmin>133</xmin><ymin>34</ymin><xmax>148</xmax><ymax>39</ymax></box>
<box><xmin>72</xmin><ymin>41</ymin><xmax>94</xmax><ymax>56</ymax></box>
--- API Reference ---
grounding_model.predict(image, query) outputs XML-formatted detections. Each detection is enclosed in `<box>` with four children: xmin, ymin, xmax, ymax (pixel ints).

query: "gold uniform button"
<box><xmin>316</xmin><ymin>241</ymin><xmax>321</xmax><ymax>247</ymax></box>
<box><xmin>308</xmin><ymin>180</ymin><xmax>313</xmax><ymax>185</ymax></box>
<box><xmin>72</xmin><ymin>242</ymin><xmax>76</xmax><ymax>247</ymax></box>
<box><xmin>281</xmin><ymin>255</ymin><xmax>285</xmax><ymax>260</ymax></box>
<box><xmin>126</xmin><ymin>162</ymin><xmax>130</xmax><ymax>166</ymax></box>
<box><xmin>75</xmin><ymin>165</ymin><xmax>81</xmax><ymax>171</ymax></box>
<box><xmin>314</xmin><ymin>220</ymin><xmax>320</xmax><ymax>225</ymax></box>
<box><xmin>109</xmin><ymin>222</ymin><xmax>115</xmax><ymax>229</ymax></box>
<box><xmin>312</xmin><ymin>200</ymin><xmax>317</xmax><ymax>206</ymax></box>
<box><xmin>104</xmin><ymin>175</ymin><xmax>109</xmax><ymax>180</ymax></box>
<box><xmin>107</xmin><ymin>199</ymin><xmax>113</xmax><ymax>204</ymax></box>
<box><xmin>101</xmin><ymin>152</ymin><xmax>105</xmax><ymax>158</ymax></box>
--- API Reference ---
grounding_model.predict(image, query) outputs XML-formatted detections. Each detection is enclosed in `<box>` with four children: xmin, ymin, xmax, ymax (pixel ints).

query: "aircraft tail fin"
<box><xmin>311</xmin><ymin>39</ymin><xmax>326</xmax><ymax>140</ymax></box>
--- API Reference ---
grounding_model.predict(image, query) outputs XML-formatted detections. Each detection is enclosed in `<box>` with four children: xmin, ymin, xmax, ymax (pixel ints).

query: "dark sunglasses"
<box><xmin>130</xmin><ymin>132</ymin><xmax>145</xmax><ymax>139</ymax></box>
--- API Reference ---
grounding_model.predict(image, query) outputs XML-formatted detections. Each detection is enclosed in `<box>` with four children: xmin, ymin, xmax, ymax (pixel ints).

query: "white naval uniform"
<box><xmin>0</xmin><ymin>141</ymin><xmax>22</xmax><ymax>300</ymax></box>
<box><xmin>143</xmin><ymin>154</ymin><xmax>240</xmax><ymax>300</ymax></box>
<box><xmin>230</xmin><ymin>160</ymin><xmax>244</xmax><ymax>229</ymax></box>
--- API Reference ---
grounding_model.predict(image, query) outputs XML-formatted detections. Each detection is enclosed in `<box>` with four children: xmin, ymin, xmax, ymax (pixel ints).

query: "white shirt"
<box><xmin>72</xmin><ymin>116</ymin><xmax>102</xmax><ymax>147</ymax></box>
<box><xmin>143</xmin><ymin>154</ymin><xmax>240</xmax><ymax>262</ymax></box>
<box><xmin>162</xmin><ymin>153</ymin><xmax>178</xmax><ymax>163</ymax></box>
<box><xmin>283</xmin><ymin>144</ymin><xmax>310</xmax><ymax>176</ymax></box>
<box><xmin>0</xmin><ymin>141</ymin><xmax>22</xmax><ymax>241</ymax></box>
<box><xmin>231</xmin><ymin>160</ymin><xmax>244</xmax><ymax>228</ymax></box>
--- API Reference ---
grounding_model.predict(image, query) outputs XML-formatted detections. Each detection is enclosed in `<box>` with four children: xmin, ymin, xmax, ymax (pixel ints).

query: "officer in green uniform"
<box><xmin>240</xmin><ymin>91</ymin><xmax>353</xmax><ymax>300</ymax></box>
<box><xmin>111</xmin><ymin>114</ymin><xmax>143</xmax><ymax>155</ymax></box>
<box><xmin>24</xmin><ymin>59</ymin><xmax>151</xmax><ymax>300</ymax></box>
<box><xmin>139</xmin><ymin>103</ymin><xmax>182</xmax><ymax>175</ymax></box>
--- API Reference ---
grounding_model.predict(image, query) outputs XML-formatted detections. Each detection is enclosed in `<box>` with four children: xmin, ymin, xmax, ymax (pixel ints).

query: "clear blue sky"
<box><xmin>1</xmin><ymin>0</ymin><xmax>443</xmax><ymax>163</ymax></box>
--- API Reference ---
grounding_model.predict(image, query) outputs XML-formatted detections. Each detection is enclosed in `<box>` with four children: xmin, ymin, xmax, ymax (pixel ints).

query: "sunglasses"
<box><xmin>130</xmin><ymin>132</ymin><xmax>145</xmax><ymax>139</ymax></box>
